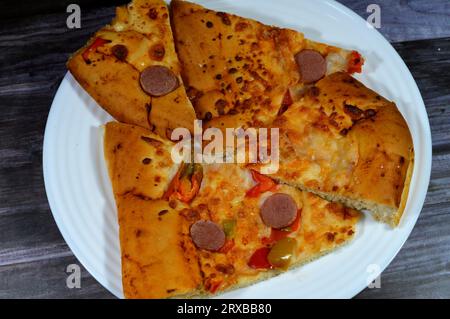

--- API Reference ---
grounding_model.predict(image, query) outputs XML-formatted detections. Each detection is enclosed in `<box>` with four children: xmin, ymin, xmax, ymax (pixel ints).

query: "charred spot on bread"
<box><xmin>149</xmin><ymin>43</ymin><xmax>165</xmax><ymax>61</ymax></box>
<box><xmin>216</xmin><ymin>12</ymin><xmax>231</xmax><ymax>25</ymax></box>
<box><xmin>343</xmin><ymin>103</ymin><xmax>364</xmax><ymax>119</ymax></box>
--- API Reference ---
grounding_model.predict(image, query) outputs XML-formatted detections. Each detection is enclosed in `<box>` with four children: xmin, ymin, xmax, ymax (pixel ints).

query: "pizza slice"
<box><xmin>104</xmin><ymin>122</ymin><xmax>360</xmax><ymax>298</ymax></box>
<box><xmin>249</xmin><ymin>72</ymin><xmax>414</xmax><ymax>226</ymax></box>
<box><xmin>68</xmin><ymin>0</ymin><xmax>196</xmax><ymax>137</ymax></box>
<box><xmin>170</xmin><ymin>163</ymin><xmax>361</xmax><ymax>295</ymax></box>
<box><xmin>104</xmin><ymin>122</ymin><xmax>201</xmax><ymax>298</ymax></box>
<box><xmin>170</xmin><ymin>0</ymin><xmax>364</xmax><ymax>129</ymax></box>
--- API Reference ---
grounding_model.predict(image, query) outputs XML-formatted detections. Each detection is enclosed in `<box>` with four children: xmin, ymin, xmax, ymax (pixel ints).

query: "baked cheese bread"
<box><xmin>249</xmin><ymin>72</ymin><xmax>413</xmax><ymax>226</ymax></box>
<box><xmin>171</xmin><ymin>0</ymin><xmax>364</xmax><ymax>129</ymax></box>
<box><xmin>68</xmin><ymin>0</ymin><xmax>196</xmax><ymax>136</ymax></box>
<box><xmin>104</xmin><ymin>122</ymin><xmax>199</xmax><ymax>298</ymax></box>
<box><xmin>187</xmin><ymin>163</ymin><xmax>360</xmax><ymax>294</ymax></box>
<box><xmin>116</xmin><ymin>194</ymin><xmax>201</xmax><ymax>298</ymax></box>
<box><xmin>103</xmin><ymin>121</ymin><xmax>180</xmax><ymax>200</ymax></box>
<box><xmin>104</xmin><ymin>122</ymin><xmax>360</xmax><ymax>298</ymax></box>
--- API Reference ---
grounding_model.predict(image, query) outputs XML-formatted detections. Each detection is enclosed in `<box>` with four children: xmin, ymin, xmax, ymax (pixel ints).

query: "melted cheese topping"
<box><xmin>189</xmin><ymin>163</ymin><xmax>359</xmax><ymax>294</ymax></box>
<box><xmin>94</xmin><ymin>1</ymin><xmax>180</xmax><ymax>72</ymax></box>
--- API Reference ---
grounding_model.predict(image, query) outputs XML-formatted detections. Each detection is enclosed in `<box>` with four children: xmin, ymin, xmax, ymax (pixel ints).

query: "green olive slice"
<box><xmin>267</xmin><ymin>237</ymin><xmax>296</xmax><ymax>269</ymax></box>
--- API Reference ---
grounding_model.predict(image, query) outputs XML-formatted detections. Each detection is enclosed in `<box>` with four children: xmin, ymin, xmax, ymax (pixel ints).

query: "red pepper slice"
<box><xmin>177</xmin><ymin>170</ymin><xmax>201</xmax><ymax>203</ymax></box>
<box><xmin>262</xmin><ymin>229</ymin><xmax>289</xmax><ymax>246</ymax></box>
<box><xmin>163</xmin><ymin>168</ymin><xmax>181</xmax><ymax>200</ymax></box>
<box><xmin>163</xmin><ymin>163</ymin><xmax>202</xmax><ymax>203</ymax></box>
<box><xmin>347</xmin><ymin>50</ymin><xmax>364</xmax><ymax>74</ymax></box>
<box><xmin>251</xmin><ymin>170</ymin><xmax>271</xmax><ymax>184</ymax></box>
<box><xmin>261</xmin><ymin>210</ymin><xmax>302</xmax><ymax>245</ymax></box>
<box><xmin>82</xmin><ymin>37</ymin><xmax>109</xmax><ymax>62</ymax></box>
<box><xmin>208</xmin><ymin>280</ymin><xmax>223</xmax><ymax>294</ymax></box>
<box><xmin>278</xmin><ymin>90</ymin><xmax>293</xmax><ymax>115</ymax></box>
<box><xmin>245</xmin><ymin>170</ymin><xmax>277</xmax><ymax>198</ymax></box>
<box><xmin>248</xmin><ymin>247</ymin><xmax>272</xmax><ymax>269</ymax></box>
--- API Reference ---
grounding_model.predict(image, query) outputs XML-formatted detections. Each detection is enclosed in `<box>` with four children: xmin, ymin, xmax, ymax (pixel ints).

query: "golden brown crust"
<box><xmin>117</xmin><ymin>194</ymin><xmax>201</xmax><ymax>298</ymax></box>
<box><xmin>105</xmin><ymin>122</ymin><xmax>202</xmax><ymax>298</ymax></box>
<box><xmin>396</xmin><ymin>149</ymin><xmax>414</xmax><ymax>225</ymax></box>
<box><xmin>67</xmin><ymin>0</ymin><xmax>196</xmax><ymax>135</ymax></box>
<box><xmin>103</xmin><ymin>122</ymin><xmax>179</xmax><ymax>200</ymax></box>
<box><xmin>251</xmin><ymin>72</ymin><xmax>413</xmax><ymax>226</ymax></box>
<box><xmin>171</xmin><ymin>0</ymin><xmax>361</xmax><ymax>129</ymax></box>
<box><xmin>68</xmin><ymin>51</ymin><xmax>151</xmax><ymax>128</ymax></box>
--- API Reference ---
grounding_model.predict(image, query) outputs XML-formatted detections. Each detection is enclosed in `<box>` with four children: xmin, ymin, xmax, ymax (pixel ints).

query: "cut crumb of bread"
<box><xmin>275</xmin><ymin>154</ymin><xmax>413</xmax><ymax>228</ymax></box>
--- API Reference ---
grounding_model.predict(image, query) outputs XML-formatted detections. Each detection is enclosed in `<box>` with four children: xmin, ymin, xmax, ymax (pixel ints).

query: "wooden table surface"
<box><xmin>0</xmin><ymin>0</ymin><xmax>449</xmax><ymax>299</ymax></box>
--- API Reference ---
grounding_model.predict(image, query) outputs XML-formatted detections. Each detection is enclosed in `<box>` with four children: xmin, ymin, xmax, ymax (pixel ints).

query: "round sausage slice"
<box><xmin>190</xmin><ymin>220</ymin><xmax>225</xmax><ymax>251</ymax></box>
<box><xmin>139</xmin><ymin>65</ymin><xmax>179</xmax><ymax>97</ymax></box>
<box><xmin>295</xmin><ymin>49</ymin><xmax>326</xmax><ymax>84</ymax></box>
<box><xmin>260</xmin><ymin>193</ymin><xmax>298</xmax><ymax>229</ymax></box>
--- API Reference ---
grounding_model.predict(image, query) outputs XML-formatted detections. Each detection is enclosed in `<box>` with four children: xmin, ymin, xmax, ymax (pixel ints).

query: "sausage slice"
<box><xmin>139</xmin><ymin>65</ymin><xmax>179</xmax><ymax>97</ymax></box>
<box><xmin>260</xmin><ymin>193</ymin><xmax>298</xmax><ymax>229</ymax></box>
<box><xmin>295</xmin><ymin>49</ymin><xmax>326</xmax><ymax>84</ymax></box>
<box><xmin>190</xmin><ymin>220</ymin><xmax>225</xmax><ymax>251</ymax></box>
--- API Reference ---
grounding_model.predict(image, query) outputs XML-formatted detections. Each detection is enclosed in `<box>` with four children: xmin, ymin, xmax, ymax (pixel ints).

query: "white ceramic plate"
<box><xmin>43</xmin><ymin>0</ymin><xmax>431</xmax><ymax>298</ymax></box>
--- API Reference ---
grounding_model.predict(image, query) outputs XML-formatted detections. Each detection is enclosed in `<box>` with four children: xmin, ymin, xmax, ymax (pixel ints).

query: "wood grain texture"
<box><xmin>1</xmin><ymin>0</ymin><xmax>449</xmax><ymax>42</ymax></box>
<box><xmin>0</xmin><ymin>0</ymin><xmax>448</xmax><ymax>299</ymax></box>
<box><xmin>340</xmin><ymin>0</ymin><xmax>450</xmax><ymax>42</ymax></box>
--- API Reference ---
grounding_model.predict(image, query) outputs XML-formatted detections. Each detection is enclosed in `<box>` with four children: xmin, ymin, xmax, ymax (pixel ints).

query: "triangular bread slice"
<box><xmin>171</xmin><ymin>0</ymin><xmax>364</xmax><ymax>129</ymax></box>
<box><xmin>104</xmin><ymin>122</ymin><xmax>360</xmax><ymax>298</ymax></box>
<box><xmin>103</xmin><ymin>122</ymin><xmax>202</xmax><ymax>298</ymax></box>
<box><xmin>68</xmin><ymin>0</ymin><xmax>196</xmax><ymax>137</ymax></box>
<box><xmin>188</xmin><ymin>163</ymin><xmax>360</xmax><ymax>295</ymax></box>
<box><xmin>249</xmin><ymin>72</ymin><xmax>414</xmax><ymax>226</ymax></box>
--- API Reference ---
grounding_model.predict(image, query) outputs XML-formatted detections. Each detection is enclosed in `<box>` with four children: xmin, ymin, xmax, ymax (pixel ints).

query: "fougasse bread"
<box><xmin>170</xmin><ymin>0</ymin><xmax>364</xmax><ymax>129</ymax></box>
<box><xmin>104</xmin><ymin>122</ymin><xmax>360</xmax><ymax>298</ymax></box>
<box><xmin>67</xmin><ymin>0</ymin><xmax>196</xmax><ymax>137</ymax></box>
<box><xmin>249</xmin><ymin>72</ymin><xmax>414</xmax><ymax>226</ymax></box>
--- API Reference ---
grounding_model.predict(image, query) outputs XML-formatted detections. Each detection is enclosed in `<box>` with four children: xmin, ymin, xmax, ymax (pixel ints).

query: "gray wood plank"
<box><xmin>0</xmin><ymin>205</ymin><xmax>69</xmax><ymax>266</ymax></box>
<box><xmin>392</xmin><ymin>38</ymin><xmax>450</xmax><ymax>149</ymax></box>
